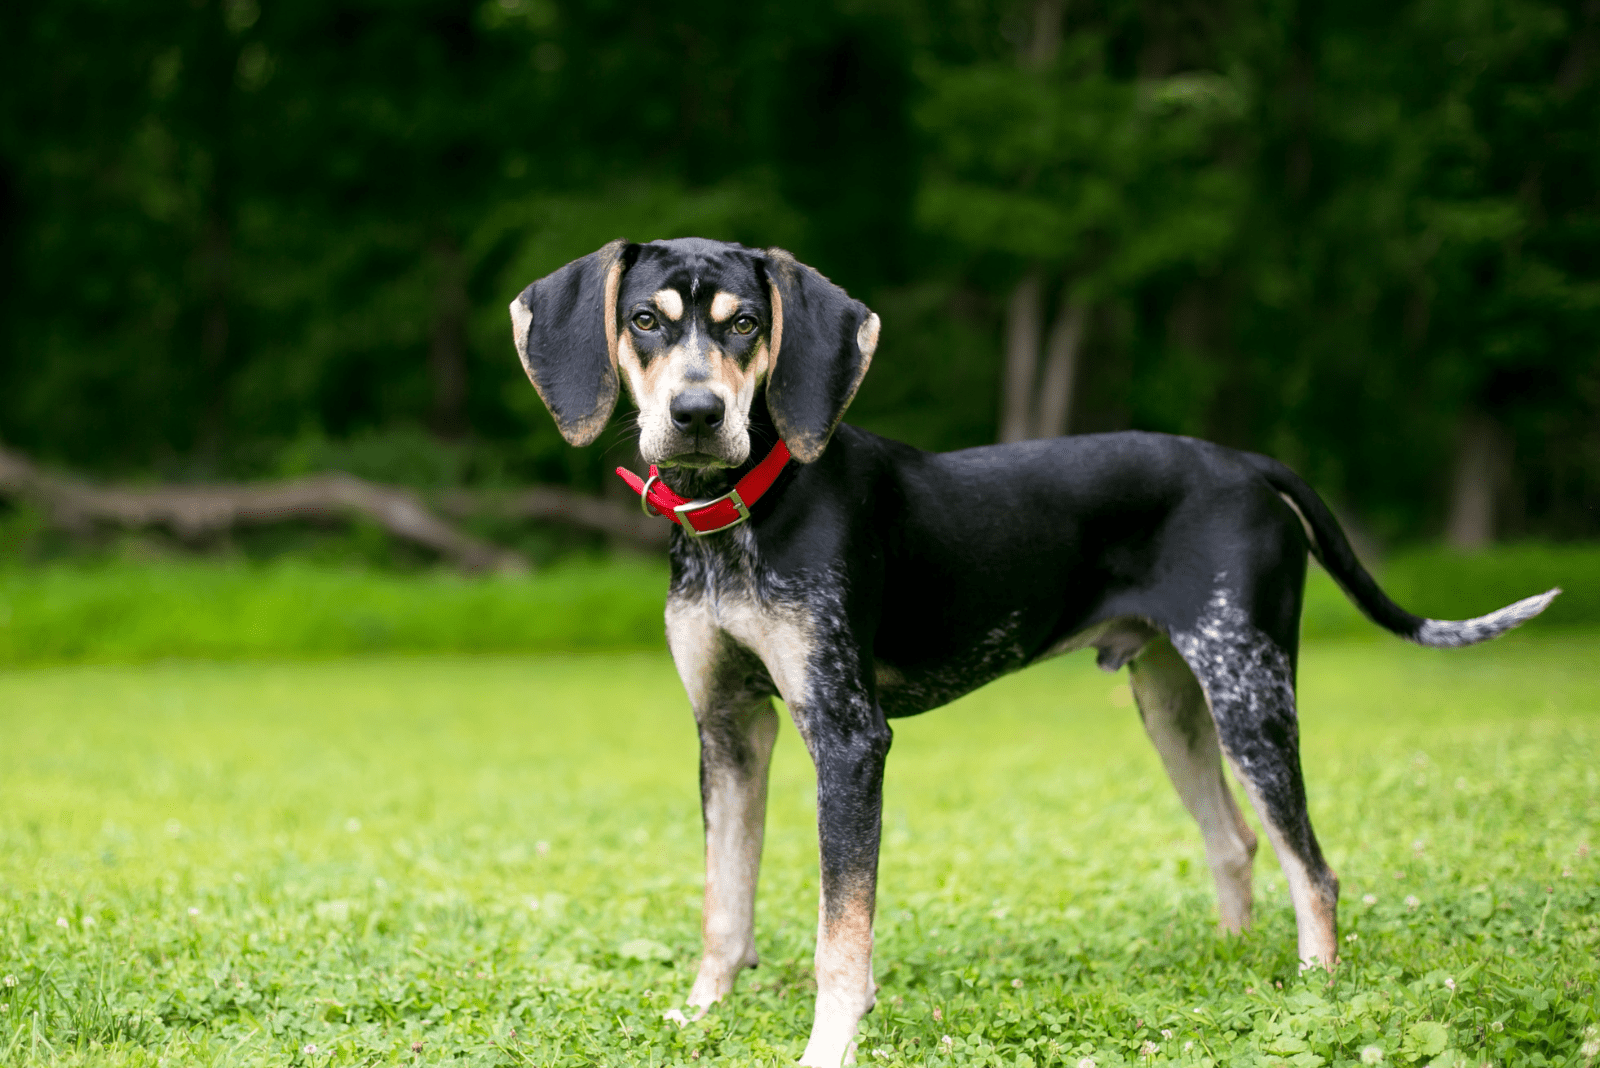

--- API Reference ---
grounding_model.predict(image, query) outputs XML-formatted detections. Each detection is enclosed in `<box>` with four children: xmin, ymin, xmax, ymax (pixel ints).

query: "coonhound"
<box><xmin>509</xmin><ymin>237</ymin><xmax>1558</xmax><ymax>1067</ymax></box>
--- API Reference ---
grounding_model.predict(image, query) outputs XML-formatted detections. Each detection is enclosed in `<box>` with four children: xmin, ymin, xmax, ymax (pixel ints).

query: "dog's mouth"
<box><xmin>658</xmin><ymin>450</ymin><xmax>732</xmax><ymax>470</ymax></box>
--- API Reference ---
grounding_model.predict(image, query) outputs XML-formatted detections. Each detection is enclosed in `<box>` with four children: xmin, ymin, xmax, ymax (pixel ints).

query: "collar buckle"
<box><xmin>674</xmin><ymin>487</ymin><xmax>751</xmax><ymax>538</ymax></box>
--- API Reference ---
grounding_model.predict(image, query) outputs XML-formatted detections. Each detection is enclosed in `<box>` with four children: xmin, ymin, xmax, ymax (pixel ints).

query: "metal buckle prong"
<box><xmin>674</xmin><ymin>487</ymin><xmax>751</xmax><ymax>538</ymax></box>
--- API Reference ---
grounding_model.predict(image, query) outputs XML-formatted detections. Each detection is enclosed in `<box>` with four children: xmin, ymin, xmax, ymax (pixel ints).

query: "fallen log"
<box><xmin>0</xmin><ymin>444</ymin><xmax>542</xmax><ymax>572</ymax></box>
<box><xmin>436</xmin><ymin>486</ymin><xmax>669</xmax><ymax>551</ymax></box>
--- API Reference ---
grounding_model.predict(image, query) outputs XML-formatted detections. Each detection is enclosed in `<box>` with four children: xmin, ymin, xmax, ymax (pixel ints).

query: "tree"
<box><xmin>916</xmin><ymin>0</ymin><xmax>1246</xmax><ymax>442</ymax></box>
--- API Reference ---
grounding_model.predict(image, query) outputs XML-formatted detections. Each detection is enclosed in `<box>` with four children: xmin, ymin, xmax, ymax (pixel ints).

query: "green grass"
<box><xmin>0</xmin><ymin>558</ymin><xmax>671</xmax><ymax>666</ymax></box>
<box><xmin>2</xmin><ymin>635</ymin><xmax>1596</xmax><ymax>1066</ymax></box>
<box><xmin>0</xmin><ymin>540</ymin><xmax>1595</xmax><ymax>666</ymax></box>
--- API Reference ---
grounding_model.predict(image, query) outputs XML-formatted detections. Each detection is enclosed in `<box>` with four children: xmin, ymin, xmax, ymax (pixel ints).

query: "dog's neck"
<box><xmin>654</xmin><ymin>392</ymin><xmax>782</xmax><ymax>501</ymax></box>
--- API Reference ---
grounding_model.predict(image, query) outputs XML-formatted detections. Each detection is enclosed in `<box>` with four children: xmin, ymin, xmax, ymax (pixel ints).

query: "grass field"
<box><xmin>1</xmin><ymin>635</ymin><xmax>1597</xmax><ymax>1067</ymax></box>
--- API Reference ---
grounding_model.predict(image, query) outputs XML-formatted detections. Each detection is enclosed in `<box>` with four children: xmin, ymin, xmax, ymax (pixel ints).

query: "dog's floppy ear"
<box><xmin>762</xmin><ymin>249</ymin><xmax>880</xmax><ymax>463</ymax></box>
<box><xmin>509</xmin><ymin>239</ymin><xmax>633</xmax><ymax>446</ymax></box>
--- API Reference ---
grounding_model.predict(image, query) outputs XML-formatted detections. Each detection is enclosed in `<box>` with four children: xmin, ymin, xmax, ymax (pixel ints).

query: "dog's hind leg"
<box><xmin>1171</xmin><ymin>590</ymin><xmax>1341</xmax><ymax>969</ymax></box>
<box><xmin>1130</xmin><ymin>636</ymin><xmax>1258</xmax><ymax>933</ymax></box>
<box><xmin>687</xmin><ymin>692</ymin><xmax>780</xmax><ymax>1011</ymax></box>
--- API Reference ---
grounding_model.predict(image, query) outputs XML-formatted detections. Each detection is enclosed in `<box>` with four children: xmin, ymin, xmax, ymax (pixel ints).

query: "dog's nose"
<box><xmin>670</xmin><ymin>389</ymin><xmax>725</xmax><ymax>433</ymax></box>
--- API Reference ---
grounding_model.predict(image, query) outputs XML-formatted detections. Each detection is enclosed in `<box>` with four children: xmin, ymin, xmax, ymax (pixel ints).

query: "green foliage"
<box><xmin>1</xmin><ymin>639</ymin><xmax>1596</xmax><ymax>1065</ymax></box>
<box><xmin>0</xmin><ymin>0</ymin><xmax>1597</xmax><ymax>535</ymax></box>
<box><xmin>917</xmin><ymin>58</ymin><xmax>1246</xmax><ymax>289</ymax></box>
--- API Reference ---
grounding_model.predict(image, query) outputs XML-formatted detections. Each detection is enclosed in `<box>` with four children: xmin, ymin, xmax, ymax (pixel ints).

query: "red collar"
<box><xmin>616</xmin><ymin>441</ymin><xmax>792</xmax><ymax>537</ymax></box>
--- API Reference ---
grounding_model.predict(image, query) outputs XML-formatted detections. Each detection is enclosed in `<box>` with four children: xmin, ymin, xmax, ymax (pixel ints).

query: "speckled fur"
<box><xmin>1170</xmin><ymin>577</ymin><xmax>1340</xmax><ymax>964</ymax></box>
<box><xmin>1413</xmin><ymin>589</ymin><xmax>1561</xmax><ymax>647</ymax></box>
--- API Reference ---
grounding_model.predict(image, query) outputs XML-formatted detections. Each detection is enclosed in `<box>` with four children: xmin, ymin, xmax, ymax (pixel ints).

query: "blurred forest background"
<box><xmin>2</xmin><ymin>0</ymin><xmax>1598</xmax><ymax>562</ymax></box>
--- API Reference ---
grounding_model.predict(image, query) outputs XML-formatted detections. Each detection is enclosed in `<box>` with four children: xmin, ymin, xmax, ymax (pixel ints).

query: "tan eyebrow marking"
<box><xmin>710</xmin><ymin>291</ymin><xmax>740</xmax><ymax>322</ymax></box>
<box><xmin>653</xmin><ymin>289</ymin><xmax>685</xmax><ymax>321</ymax></box>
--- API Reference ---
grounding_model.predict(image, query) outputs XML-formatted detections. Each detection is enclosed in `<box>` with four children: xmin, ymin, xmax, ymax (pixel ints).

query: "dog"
<box><xmin>509</xmin><ymin>237</ymin><xmax>1559</xmax><ymax>1067</ymax></box>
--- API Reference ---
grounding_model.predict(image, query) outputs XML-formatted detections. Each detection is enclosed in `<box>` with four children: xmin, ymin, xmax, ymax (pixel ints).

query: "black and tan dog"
<box><xmin>509</xmin><ymin>238</ymin><xmax>1558</xmax><ymax>1067</ymax></box>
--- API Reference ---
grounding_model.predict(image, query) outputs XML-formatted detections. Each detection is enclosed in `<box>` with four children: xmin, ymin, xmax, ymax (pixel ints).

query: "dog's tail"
<box><xmin>1242</xmin><ymin>453</ymin><xmax>1560</xmax><ymax>648</ymax></box>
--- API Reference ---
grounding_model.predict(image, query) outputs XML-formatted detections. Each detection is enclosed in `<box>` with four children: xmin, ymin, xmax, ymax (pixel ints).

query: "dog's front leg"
<box><xmin>687</xmin><ymin>693</ymin><xmax>779</xmax><ymax>1011</ymax></box>
<box><xmin>667</xmin><ymin>601</ymin><xmax>781</xmax><ymax>1013</ymax></box>
<box><xmin>794</xmin><ymin>699</ymin><xmax>892</xmax><ymax>1068</ymax></box>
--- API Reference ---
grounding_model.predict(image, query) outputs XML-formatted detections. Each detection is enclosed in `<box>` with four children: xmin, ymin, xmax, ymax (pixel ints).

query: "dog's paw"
<box><xmin>688</xmin><ymin>949</ymin><xmax>756</xmax><ymax>1009</ymax></box>
<box><xmin>797</xmin><ymin>1037</ymin><xmax>857</xmax><ymax>1067</ymax></box>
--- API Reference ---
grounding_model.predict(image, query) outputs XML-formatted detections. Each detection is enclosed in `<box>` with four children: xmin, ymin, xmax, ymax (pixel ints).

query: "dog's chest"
<box><xmin>665</xmin><ymin>537</ymin><xmax>830</xmax><ymax>711</ymax></box>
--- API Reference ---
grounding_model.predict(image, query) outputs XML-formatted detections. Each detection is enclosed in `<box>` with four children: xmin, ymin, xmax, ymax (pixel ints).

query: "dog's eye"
<box><xmin>731</xmin><ymin>315</ymin><xmax>757</xmax><ymax>336</ymax></box>
<box><xmin>632</xmin><ymin>311</ymin><xmax>657</xmax><ymax>331</ymax></box>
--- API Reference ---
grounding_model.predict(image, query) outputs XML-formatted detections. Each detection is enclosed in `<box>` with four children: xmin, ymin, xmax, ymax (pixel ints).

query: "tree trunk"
<box><xmin>428</xmin><ymin>238</ymin><xmax>469</xmax><ymax>439</ymax></box>
<box><xmin>996</xmin><ymin>1</ymin><xmax>1068</xmax><ymax>444</ymax></box>
<box><xmin>1445</xmin><ymin>412</ymin><xmax>1510</xmax><ymax>549</ymax></box>
<box><xmin>196</xmin><ymin>214</ymin><xmax>232</xmax><ymax>459</ymax></box>
<box><xmin>1024</xmin><ymin>0</ymin><xmax>1065</xmax><ymax>68</ymax></box>
<box><xmin>1000</xmin><ymin>270</ymin><xmax>1044</xmax><ymax>443</ymax></box>
<box><xmin>1034</xmin><ymin>294</ymin><xmax>1086</xmax><ymax>438</ymax></box>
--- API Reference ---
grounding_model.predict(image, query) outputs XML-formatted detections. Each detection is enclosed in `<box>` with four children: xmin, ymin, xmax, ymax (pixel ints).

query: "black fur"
<box><xmin>762</xmin><ymin>249</ymin><xmax>877</xmax><ymax>463</ymax></box>
<box><xmin>512</xmin><ymin>238</ymin><xmax>631</xmax><ymax>445</ymax></box>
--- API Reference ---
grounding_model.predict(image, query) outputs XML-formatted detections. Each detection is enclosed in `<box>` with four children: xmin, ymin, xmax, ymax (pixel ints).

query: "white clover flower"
<box><xmin>1444</xmin><ymin>977</ymin><xmax>1456</xmax><ymax>991</ymax></box>
<box><xmin>55</xmin><ymin>917</ymin><xmax>69</xmax><ymax>929</ymax></box>
<box><xmin>1580</xmin><ymin>1025</ymin><xmax>1599</xmax><ymax>1058</ymax></box>
<box><xmin>1140</xmin><ymin>1040</ymin><xmax>1160</xmax><ymax>1057</ymax></box>
<box><xmin>303</xmin><ymin>1043</ymin><xmax>318</xmax><ymax>1055</ymax></box>
<box><xmin>1346</xmin><ymin>933</ymin><xmax>1359</xmax><ymax>943</ymax></box>
<box><xmin>1404</xmin><ymin>895</ymin><xmax>1420</xmax><ymax>910</ymax></box>
<box><xmin>941</xmin><ymin>1035</ymin><xmax>955</xmax><ymax>1051</ymax></box>
<box><xmin>1161</xmin><ymin>1029</ymin><xmax>1173</xmax><ymax>1039</ymax></box>
<box><xmin>1011</xmin><ymin>978</ymin><xmax>1023</xmax><ymax>988</ymax></box>
<box><xmin>2</xmin><ymin>976</ymin><xmax>14</xmax><ymax>988</ymax></box>
<box><xmin>188</xmin><ymin>907</ymin><xmax>200</xmax><ymax>917</ymax></box>
<box><xmin>1183</xmin><ymin>1041</ymin><xmax>1193</xmax><ymax>1052</ymax></box>
<box><xmin>1361</xmin><ymin>1045</ymin><xmax>1384</xmax><ymax>1064</ymax></box>
<box><xmin>1362</xmin><ymin>894</ymin><xmax>1378</xmax><ymax>905</ymax></box>
<box><xmin>1077</xmin><ymin>1058</ymin><xmax>1097</xmax><ymax>1068</ymax></box>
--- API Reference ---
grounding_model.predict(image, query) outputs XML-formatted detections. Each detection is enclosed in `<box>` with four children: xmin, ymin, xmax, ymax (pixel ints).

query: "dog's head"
<box><xmin>509</xmin><ymin>237</ymin><xmax>880</xmax><ymax>467</ymax></box>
